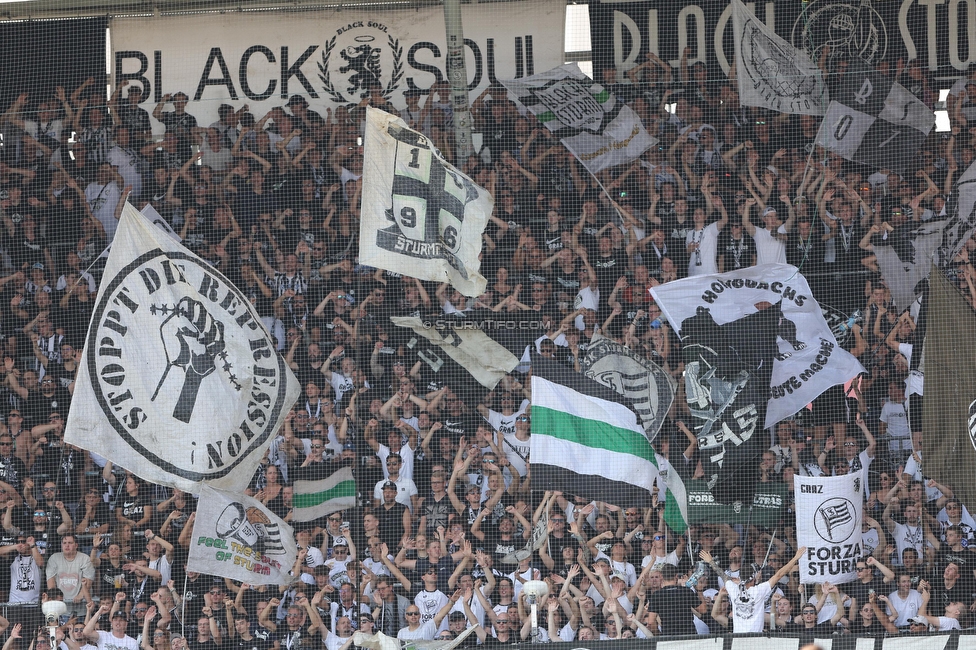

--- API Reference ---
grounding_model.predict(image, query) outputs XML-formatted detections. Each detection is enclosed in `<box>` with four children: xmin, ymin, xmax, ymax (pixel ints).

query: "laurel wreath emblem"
<box><xmin>318</xmin><ymin>33</ymin><xmax>404</xmax><ymax>105</ymax></box>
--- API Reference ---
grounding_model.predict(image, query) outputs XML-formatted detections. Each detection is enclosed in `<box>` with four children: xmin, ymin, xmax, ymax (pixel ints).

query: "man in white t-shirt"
<box><xmin>686</xmin><ymin>205</ymin><xmax>728</xmax><ymax>276</ymax></box>
<box><xmin>886</xmin><ymin>574</ymin><xmax>923</xmax><ymax>627</ymax></box>
<box><xmin>884</xmin><ymin>501</ymin><xmax>925</xmax><ymax>567</ymax></box>
<box><xmin>83</xmin><ymin>605</ymin><xmax>139</xmax><ymax>650</ymax></box>
<box><xmin>478</xmin><ymin>392</ymin><xmax>529</xmax><ymax>439</ymax></box>
<box><xmin>700</xmin><ymin>546</ymin><xmax>805</xmax><ymax>633</ymax></box>
<box><xmin>398</xmin><ymin>599</ymin><xmax>455</xmax><ymax>641</ymax></box>
<box><xmin>742</xmin><ymin>199</ymin><xmax>795</xmax><ymax>266</ymax></box>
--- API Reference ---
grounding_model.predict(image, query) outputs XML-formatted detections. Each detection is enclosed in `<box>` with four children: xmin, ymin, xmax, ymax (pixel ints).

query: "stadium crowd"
<box><xmin>0</xmin><ymin>51</ymin><xmax>973</xmax><ymax>646</ymax></box>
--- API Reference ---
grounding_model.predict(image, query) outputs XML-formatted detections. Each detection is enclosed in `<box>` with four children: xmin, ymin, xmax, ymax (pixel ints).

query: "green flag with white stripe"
<box><xmin>292</xmin><ymin>466</ymin><xmax>357</xmax><ymax>522</ymax></box>
<box><xmin>531</xmin><ymin>355</ymin><xmax>687</xmax><ymax>532</ymax></box>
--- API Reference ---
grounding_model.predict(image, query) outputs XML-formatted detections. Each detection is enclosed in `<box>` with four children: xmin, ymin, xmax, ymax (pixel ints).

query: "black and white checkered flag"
<box><xmin>816</xmin><ymin>59</ymin><xmax>934</xmax><ymax>172</ymax></box>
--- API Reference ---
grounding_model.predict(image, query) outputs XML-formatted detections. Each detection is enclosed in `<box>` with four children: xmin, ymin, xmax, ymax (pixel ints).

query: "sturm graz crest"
<box><xmin>87</xmin><ymin>250</ymin><xmax>291</xmax><ymax>481</ymax></box>
<box><xmin>318</xmin><ymin>21</ymin><xmax>403</xmax><ymax>104</ymax></box>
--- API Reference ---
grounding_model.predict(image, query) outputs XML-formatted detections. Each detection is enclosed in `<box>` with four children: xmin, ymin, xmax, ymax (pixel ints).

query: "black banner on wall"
<box><xmin>0</xmin><ymin>18</ymin><xmax>107</xmax><ymax>113</ymax></box>
<box><xmin>589</xmin><ymin>0</ymin><xmax>976</xmax><ymax>80</ymax></box>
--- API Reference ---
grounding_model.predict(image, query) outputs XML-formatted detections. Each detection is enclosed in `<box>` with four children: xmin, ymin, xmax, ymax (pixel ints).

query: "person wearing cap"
<box><xmin>372</xmin><ymin>453</ymin><xmax>418</xmax><ymax>512</ymax></box>
<box><xmin>84</xmin><ymin>601</ymin><xmax>139</xmax><ymax>650</ymax></box>
<box><xmin>374</xmin><ymin>480</ymin><xmax>410</xmax><ymax>551</ymax></box>
<box><xmin>741</xmin><ymin>194</ymin><xmax>795</xmax><ymax>266</ymax></box>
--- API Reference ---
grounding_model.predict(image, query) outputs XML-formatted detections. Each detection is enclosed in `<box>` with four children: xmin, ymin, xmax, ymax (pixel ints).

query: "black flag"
<box><xmin>680</xmin><ymin>304</ymin><xmax>780</xmax><ymax>504</ymax></box>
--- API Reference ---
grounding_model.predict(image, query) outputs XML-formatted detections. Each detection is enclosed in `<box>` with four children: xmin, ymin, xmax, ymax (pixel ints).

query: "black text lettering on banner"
<box><xmin>589</xmin><ymin>0</ymin><xmax>976</xmax><ymax>79</ymax></box>
<box><xmin>795</xmin><ymin>471</ymin><xmax>864</xmax><ymax>584</ymax></box>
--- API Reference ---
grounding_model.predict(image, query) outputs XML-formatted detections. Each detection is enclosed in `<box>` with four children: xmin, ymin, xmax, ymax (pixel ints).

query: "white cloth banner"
<box><xmin>360</xmin><ymin>107</ymin><xmax>492</xmax><ymax>296</ymax></box>
<box><xmin>650</xmin><ymin>264</ymin><xmax>865</xmax><ymax>428</ymax></box>
<box><xmin>109</xmin><ymin>1</ymin><xmax>566</xmax><ymax>129</ymax></box>
<box><xmin>390</xmin><ymin>316</ymin><xmax>518</xmax><ymax>389</ymax></box>
<box><xmin>98</xmin><ymin>203</ymin><xmax>181</xmax><ymax>259</ymax></box>
<box><xmin>731</xmin><ymin>0</ymin><xmax>827</xmax><ymax>115</ymax></box>
<box><xmin>795</xmin><ymin>471</ymin><xmax>864</xmax><ymax>585</ymax></box>
<box><xmin>500</xmin><ymin>63</ymin><xmax>656</xmax><ymax>174</ymax></box>
<box><xmin>66</xmin><ymin>203</ymin><xmax>301</xmax><ymax>493</ymax></box>
<box><xmin>186</xmin><ymin>485</ymin><xmax>297</xmax><ymax>585</ymax></box>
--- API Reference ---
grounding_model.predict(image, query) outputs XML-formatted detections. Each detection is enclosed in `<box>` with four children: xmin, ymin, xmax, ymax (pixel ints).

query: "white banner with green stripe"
<box><xmin>500</xmin><ymin>63</ymin><xmax>657</xmax><ymax>174</ymax></box>
<box><xmin>530</xmin><ymin>355</ymin><xmax>687</xmax><ymax>532</ymax></box>
<box><xmin>293</xmin><ymin>466</ymin><xmax>357</xmax><ymax>522</ymax></box>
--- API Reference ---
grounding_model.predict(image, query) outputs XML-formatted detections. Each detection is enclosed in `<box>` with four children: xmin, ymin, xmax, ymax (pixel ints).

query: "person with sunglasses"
<box><xmin>640</xmin><ymin>530</ymin><xmax>683</xmax><ymax>572</ymax></box>
<box><xmin>846</xmin><ymin>555</ymin><xmax>893</xmax><ymax>605</ymax></box>
<box><xmin>396</xmin><ymin>591</ymin><xmax>458</xmax><ymax>642</ymax></box>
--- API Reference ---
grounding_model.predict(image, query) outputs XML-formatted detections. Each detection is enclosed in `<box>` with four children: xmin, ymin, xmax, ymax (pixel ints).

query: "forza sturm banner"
<box><xmin>109</xmin><ymin>0</ymin><xmax>565</xmax><ymax>127</ymax></box>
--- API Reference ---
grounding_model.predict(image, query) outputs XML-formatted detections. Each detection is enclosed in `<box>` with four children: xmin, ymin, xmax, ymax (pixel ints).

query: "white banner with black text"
<box><xmin>795</xmin><ymin>471</ymin><xmax>864</xmax><ymax>585</ymax></box>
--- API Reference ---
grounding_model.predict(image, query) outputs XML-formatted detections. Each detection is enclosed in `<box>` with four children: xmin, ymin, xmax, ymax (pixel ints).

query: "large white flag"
<box><xmin>795</xmin><ymin>471</ymin><xmax>864</xmax><ymax>584</ymax></box>
<box><xmin>650</xmin><ymin>264</ymin><xmax>864</xmax><ymax>428</ymax></box>
<box><xmin>360</xmin><ymin>107</ymin><xmax>492</xmax><ymax>297</ymax></box>
<box><xmin>731</xmin><ymin>0</ymin><xmax>827</xmax><ymax>115</ymax></box>
<box><xmin>500</xmin><ymin>63</ymin><xmax>656</xmax><ymax>175</ymax></box>
<box><xmin>65</xmin><ymin>203</ymin><xmax>301</xmax><ymax>493</ymax></box>
<box><xmin>186</xmin><ymin>485</ymin><xmax>297</xmax><ymax>585</ymax></box>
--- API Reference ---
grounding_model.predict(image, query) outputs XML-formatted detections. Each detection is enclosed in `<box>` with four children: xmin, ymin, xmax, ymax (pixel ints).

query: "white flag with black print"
<box><xmin>500</xmin><ymin>63</ymin><xmax>656</xmax><ymax>175</ymax></box>
<box><xmin>731</xmin><ymin>0</ymin><xmax>827</xmax><ymax>115</ymax></box>
<box><xmin>795</xmin><ymin>471</ymin><xmax>864</xmax><ymax>584</ymax></box>
<box><xmin>650</xmin><ymin>264</ymin><xmax>864</xmax><ymax>429</ymax></box>
<box><xmin>65</xmin><ymin>203</ymin><xmax>301</xmax><ymax>493</ymax></box>
<box><xmin>360</xmin><ymin>107</ymin><xmax>492</xmax><ymax>297</ymax></box>
<box><xmin>187</xmin><ymin>485</ymin><xmax>297</xmax><ymax>585</ymax></box>
<box><xmin>815</xmin><ymin>58</ymin><xmax>934</xmax><ymax>172</ymax></box>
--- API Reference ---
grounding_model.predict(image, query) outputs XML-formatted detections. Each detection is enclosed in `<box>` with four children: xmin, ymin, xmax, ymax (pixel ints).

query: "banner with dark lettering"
<box><xmin>650</xmin><ymin>264</ymin><xmax>864</xmax><ymax>429</ymax></box>
<box><xmin>687</xmin><ymin>479</ymin><xmax>787</xmax><ymax>527</ymax></box>
<box><xmin>109</xmin><ymin>0</ymin><xmax>564</xmax><ymax>128</ymax></box>
<box><xmin>187</xmin><ymin>485</ymin><xmax>297</xmax><ymax>585</ymax></box>
<box><xmin>589</xmin><ymin>0</ymin><xmax>976</xmax><ymax>80</ymax></box>
<box><xmin>499</xmin><ymin>63</ymin><xmax>656</xmax><ymax>174</ymax></box>
<box><xmin>65</xmin><ymin>203</ymin><xmax>301</xmax><ymax>493</ymax></box>
<box><xmin>795</xmin><ymin>471</ymin><xmax>864</xmax><ymax>584</ymax></box>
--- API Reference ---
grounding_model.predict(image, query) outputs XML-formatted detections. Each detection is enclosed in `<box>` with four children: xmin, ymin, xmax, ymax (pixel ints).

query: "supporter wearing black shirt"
<box><xmin>849</xmin><ymin>598</ymin><xmax>897</xmax><ymax>635</ymax></box>
<box><xmin>844</xmin><ymin>557</ymin><xmax>894</xmax><ymax>612</ymax></box>
<box><xmin>719</xmin><ymin>223</ymin><xmax>757</xmax><ymax>272</ymax></box>
<box><xmin>375</xmin><ymin>482</ymin><xmax>409</xmax><ymax>551</ymax></box>
<box><xmin>25</xmin><ymin>376</ymin><xmax>70</xmax><ymax>428</ymax></box>
<box><xmin>645</xmin><ymin>564</ymin><xmax>700</xmax><ymax>636</ymax></box>
<box><xmin>229</xmin><ymin>614</ymin><xmax>272</xmax><ymax>650</ymax></box>
<box><xmin>0</xmin><ymin>433</ymin><xmax>27</xmax><ymax>495</ymax></box>
<box><xmin>929</xmin><ymin>561</ymin><xmax>972</xmax><ymax>616</ymax></box>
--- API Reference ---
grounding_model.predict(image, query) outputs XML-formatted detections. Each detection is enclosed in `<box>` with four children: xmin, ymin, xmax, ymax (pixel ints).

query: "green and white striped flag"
<box><xmin>500</xmin><ymin>63</ymin><xmax>656</xmax><ymax>174</ymax></box>
<box><xmin>292</xmin><ymin>466</ymin><xmax>357</xmax><ymax>522</ymax></box>
<box><xmin>530</xmin><ymin>355</ymin><xmax>687</xmax><ymax>532</ymax></box>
